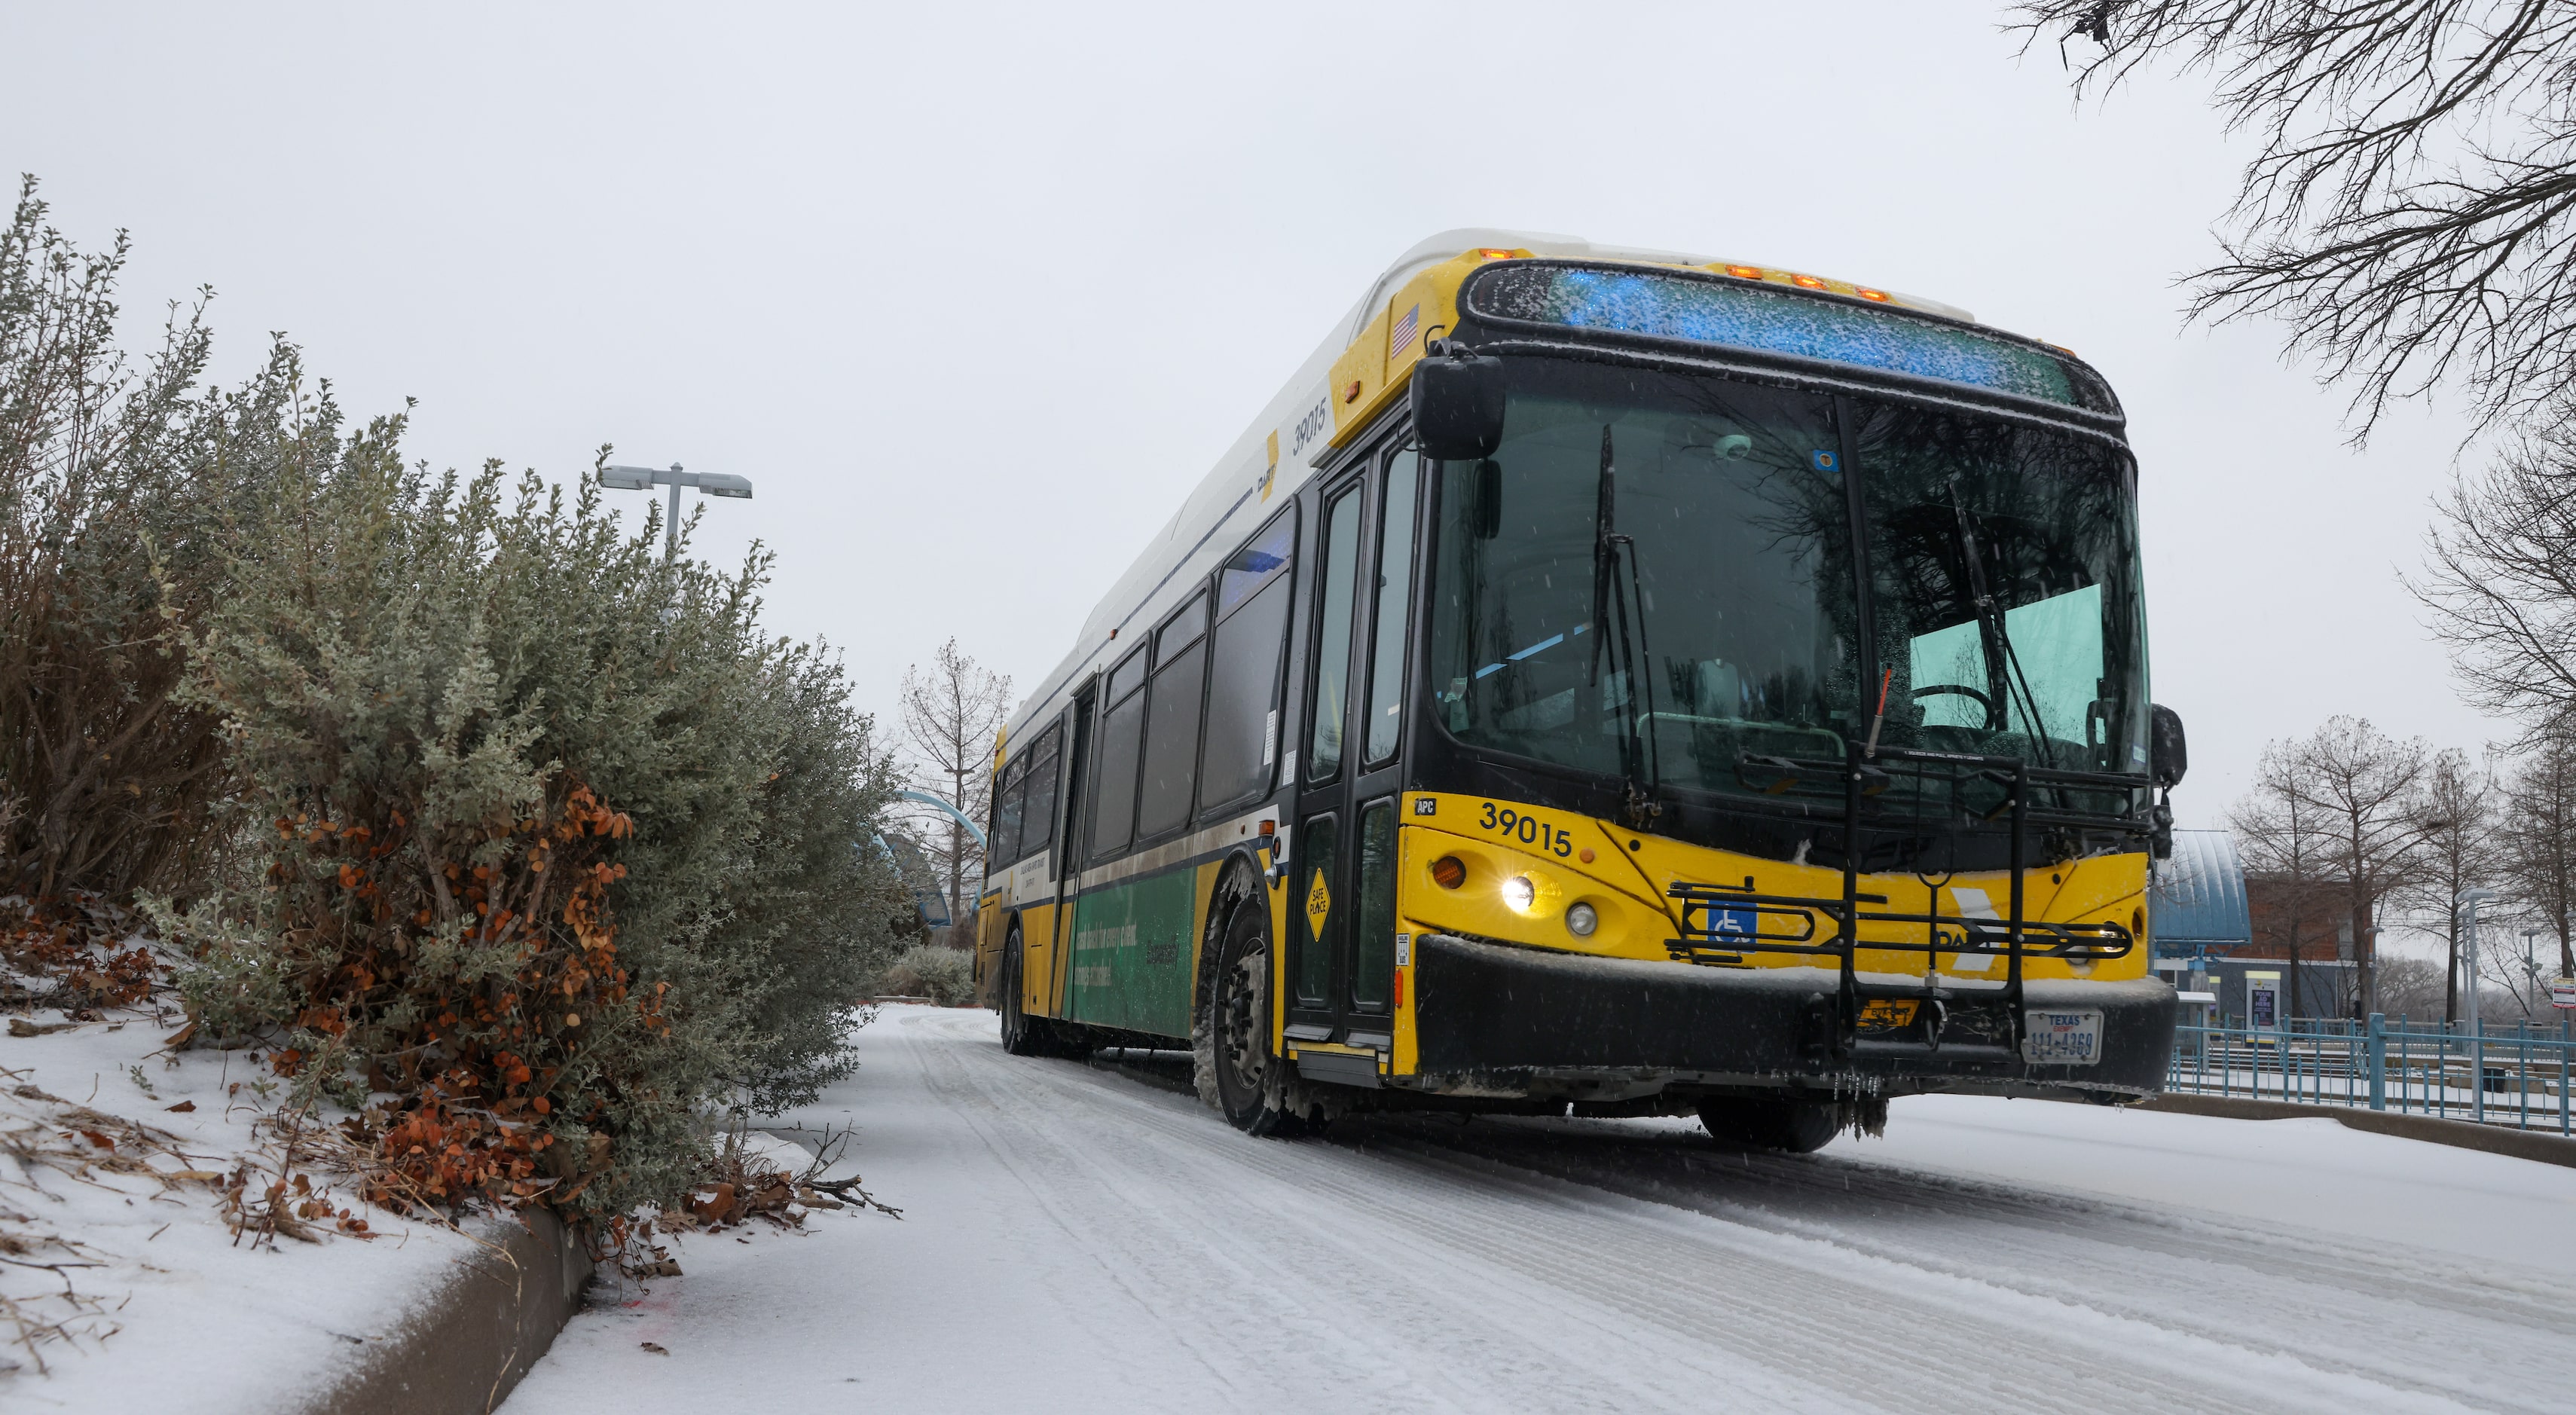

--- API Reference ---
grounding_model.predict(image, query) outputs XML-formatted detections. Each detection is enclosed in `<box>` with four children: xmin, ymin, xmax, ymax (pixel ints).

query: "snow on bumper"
<box><xmin>1407</xmin><ymin>932</ymin><xmax>2176</xmax><ymax>1100</ymax></box>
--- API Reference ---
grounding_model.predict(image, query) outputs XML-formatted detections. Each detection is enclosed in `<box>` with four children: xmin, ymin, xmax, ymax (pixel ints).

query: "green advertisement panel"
<box><xmin>1067</xmin><ymin>866</ymin><xmax>1197</xmax><ymax>1038</ymax></box>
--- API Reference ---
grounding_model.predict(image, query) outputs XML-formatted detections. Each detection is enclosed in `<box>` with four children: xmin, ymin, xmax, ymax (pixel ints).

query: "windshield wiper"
<box><xmin>1587</xmin><ymin>425</ymin><xmax>1663</xmax><ymax>827</ymax></box>
<box><xmin>1943</xmin><ymin>474</ymin><xmax>2058</xmax><ymax>770</ymax></box>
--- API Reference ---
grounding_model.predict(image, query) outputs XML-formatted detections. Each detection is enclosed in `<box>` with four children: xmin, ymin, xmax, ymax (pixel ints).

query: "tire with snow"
<box><xmin>1199</xmin><ymin>895</ymin><xmax>1302</xmax><ymax>1136</ymax></box>
<box><xmin>999</xmin><ymin>927</ymin><xmax>1089</xmax><ymax>1059</ymax></box>
<box><xmin>999</xmin><ymin>928</ymin><xmax>1041</xmax><ymax>1056</ymax></box>
<box><xmin>1697</xmin><ymin>1096</ymin><xmax>1841</xmax><ymax>1154</ymax></box>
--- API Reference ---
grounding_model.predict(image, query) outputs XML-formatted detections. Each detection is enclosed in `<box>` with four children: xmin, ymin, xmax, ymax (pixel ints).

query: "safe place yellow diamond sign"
<box><xmin>1304</xmin><ymin>869</ymin><xmax>1331</xmax><ymax>938</ymax></box>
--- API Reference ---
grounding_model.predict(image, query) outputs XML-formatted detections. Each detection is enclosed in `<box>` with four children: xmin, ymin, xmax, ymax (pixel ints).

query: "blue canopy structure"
<box><xmin>2148</xmin><ymin>829</ymin><xmax>2251</xmax><ymax>963</ymax></box>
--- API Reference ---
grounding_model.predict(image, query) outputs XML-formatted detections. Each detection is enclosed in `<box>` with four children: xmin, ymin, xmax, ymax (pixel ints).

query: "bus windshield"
<box><xmin>1425</xmin><ymin>359</ymin><xmax>2147</xmax><ymax>808</ymax></box>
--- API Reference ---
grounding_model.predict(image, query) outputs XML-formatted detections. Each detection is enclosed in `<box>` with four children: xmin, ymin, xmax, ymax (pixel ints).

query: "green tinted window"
<box><xmin>1307</xmin><ymin>488</ymin><xmax>1364</xmax><ymax>783</ymax></box>
<box><xmin>1364</xmin><ymin>455</ymin><xmax>1419</xmax><ymax>766</ymax></box>
<box><xmin>1352</xmin><ymin>799</ymin><xmax>1396</xmax><ymax>1011</ymax></box>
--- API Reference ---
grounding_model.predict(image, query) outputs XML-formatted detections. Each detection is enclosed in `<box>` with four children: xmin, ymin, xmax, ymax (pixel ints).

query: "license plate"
<box><xmin>2022</xmin><ymin>1009</ymin><xmax>2104</xmax><ymax>1066</ymax></box>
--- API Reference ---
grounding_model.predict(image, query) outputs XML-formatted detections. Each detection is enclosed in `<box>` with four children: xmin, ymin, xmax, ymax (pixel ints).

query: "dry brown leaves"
<box><xmin>0</xmin><ymin>895</ymin><xmax>161</xmax><ymax>1018</ymax></box>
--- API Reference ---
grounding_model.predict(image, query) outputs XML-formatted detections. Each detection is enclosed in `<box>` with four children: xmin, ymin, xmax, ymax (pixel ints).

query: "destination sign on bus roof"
<box><xmin>1467</xmin><ymin>263</ymin><xmax>2119</xmax><ymax>416</ymax></box>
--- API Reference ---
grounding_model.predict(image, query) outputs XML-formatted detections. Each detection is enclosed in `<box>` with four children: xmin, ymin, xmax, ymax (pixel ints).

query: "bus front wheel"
<box><xmin>1200</xmin><ymin>900</ymin><xmax>1303</xmax><ymax>1136</ymax></box>
<box><xmin>1698</xmin><ymin>1095</ymin><xmax>1841</xmax><ymax>1154</ymax></box>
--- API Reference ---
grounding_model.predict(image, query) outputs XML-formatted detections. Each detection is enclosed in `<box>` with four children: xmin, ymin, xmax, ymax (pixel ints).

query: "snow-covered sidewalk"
<box><xmin>2</xmin><ymin>1016</ymin><xmax>498</xmax><ymax>1414</ymax></box>
<box><xmin>501</xmin><ymin>1005</ymin><xmax>2576</xmax><ymax>1414</ymax></box>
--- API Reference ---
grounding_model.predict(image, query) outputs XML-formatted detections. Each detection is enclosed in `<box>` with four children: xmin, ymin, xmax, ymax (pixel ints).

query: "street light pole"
<box><xmin>2457</xmin><ymin>888</ymin><xmax>2498</xmax><ymax>1036</ymax></box>
<box><xmin>596</xmin><ymin>463</ymin><xmax>756</xmax><ymax>555</ymax></box>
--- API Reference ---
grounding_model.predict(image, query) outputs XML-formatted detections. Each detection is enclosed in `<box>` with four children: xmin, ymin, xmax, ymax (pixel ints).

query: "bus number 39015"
<box><xmin>1477</xmin><ymin>802</ymin><xmax>1576</xmax><ymax>857</ymax></box>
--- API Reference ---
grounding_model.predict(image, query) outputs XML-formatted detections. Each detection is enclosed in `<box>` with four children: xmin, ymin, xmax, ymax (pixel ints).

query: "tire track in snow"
<box><xmin>1357</xmin><ymin>1115</ymin><xmax>2576</xmax><ymax>1413</ymax></box>
<box><xmin>885</xmin><ymin>1011</ymin><xmax>2521</xmax><ymax>1413</ymax></box>
<box><xmin>891</xmin><ymin>1010</ymin><xmax>1849</xmax><ymax>1413</ymax></box>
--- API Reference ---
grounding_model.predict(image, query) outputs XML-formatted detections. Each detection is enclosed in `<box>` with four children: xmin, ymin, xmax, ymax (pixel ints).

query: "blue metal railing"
<box><xmin>2167</xmin><ymin>1013</ymin><xmax>2574</xmax><ymax>1135</ymax></box>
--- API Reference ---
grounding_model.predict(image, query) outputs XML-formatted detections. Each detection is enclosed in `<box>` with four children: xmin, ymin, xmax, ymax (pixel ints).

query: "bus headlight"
<box><xmin>1565</xmin><ymin>902</ymin><xmax>1600</xmax><ymax>937</ymax></box>
<box><xmin>1502</xmin><ymin>875</ymin><xmax>1536</xmax><ymax>912</ymax></box>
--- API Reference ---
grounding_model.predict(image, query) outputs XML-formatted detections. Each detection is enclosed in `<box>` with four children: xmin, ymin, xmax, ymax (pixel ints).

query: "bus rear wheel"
<box><xmin>1201</xmin><ymin>900</ymin><xmax>1302</xmax><ymax>1136</ymax></box>
<box><xmin>1000</xmin><ymin>929</ymin><xmax>1089</xmax><ymax>1059</ymax></box>
<box><xmin>1697</xmin><ymin>1096</ymin><xmax>1841</xmax><ymax>1154</ymax></box>
<box><xmin>999</xmin><ymin>931</ymin><xmax>1042</xmax><ymax>1056</ymax></box>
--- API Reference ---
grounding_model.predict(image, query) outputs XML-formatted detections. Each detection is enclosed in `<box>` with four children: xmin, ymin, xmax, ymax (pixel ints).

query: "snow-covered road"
<box><xmin>503</xmin><ymin>1005</ymin><xmax>2576</xmax><ymax>1414</ymax></box>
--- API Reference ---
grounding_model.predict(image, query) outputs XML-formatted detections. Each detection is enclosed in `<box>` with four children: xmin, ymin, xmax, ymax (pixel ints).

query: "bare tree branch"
<box><xmin>2409</xmin><ymin>425</ymin><xmax>2576</xmax><ymax>726</ymax></box>
<box><xmin>2011</xmin><ymin>2</ymin><xmax>2576</xmax><ymax>439</ymax></box>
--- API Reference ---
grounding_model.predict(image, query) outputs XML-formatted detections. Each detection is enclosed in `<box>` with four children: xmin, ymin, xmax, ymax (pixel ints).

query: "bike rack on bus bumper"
<box><xmin>1664</xmin><ymin>743</ymin><xmax>2149</xmax><ymax>1061</ymax></box>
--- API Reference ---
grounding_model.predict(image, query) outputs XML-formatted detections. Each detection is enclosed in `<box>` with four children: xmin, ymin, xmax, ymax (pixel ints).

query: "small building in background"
<box><xmin>2238</xmin><ymin>878</ymin><xmax>2361</xmax><ymax>1019</ymax></box>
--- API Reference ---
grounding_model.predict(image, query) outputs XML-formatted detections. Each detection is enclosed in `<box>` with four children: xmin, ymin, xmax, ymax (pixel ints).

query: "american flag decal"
<box><xmin>1389</xmin><ymin>303</ymin><xmax>1419</xmax><ymax>359</ymax></box>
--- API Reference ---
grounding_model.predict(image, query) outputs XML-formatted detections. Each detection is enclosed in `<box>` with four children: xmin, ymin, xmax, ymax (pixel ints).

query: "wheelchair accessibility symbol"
<box><xmin>1709</xmin><ymin>906</ymin><xmax>1757</xmax><ymax>939</ymax></box>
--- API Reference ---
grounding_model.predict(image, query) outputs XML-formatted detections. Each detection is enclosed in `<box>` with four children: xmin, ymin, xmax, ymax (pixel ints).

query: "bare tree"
<box><xmin>2299</xmin><ymin>717</ymin><xmax>2434</xmax><ymax>1015</ymax></box>
<box><xmin>2477</xmin><ymin>916</ymin><xmax>2552</xmax><ymax>1018</ymax></box>
<box><xmin>2405</xmin><ymin>747</ymin><xmax>2494</xmax><ymax>1022</ymax></box>
<box><xmin>898</xmin><ymin>639</ymin><xmax>1012</xmax><ymax>940</ymax></box>
<box><xmin>2373</xmin><ymin>952</ymin><xmax>2450</xmax><ymax>1019</ymax></box>
<box><xmin>2230</xmin><ymin>737</ymin><xmax>2339</xmax><ymax>1016</ymax></box>
<box><xmin>2014</xmin><ymin>2</ymin><xmax>2576</xmax><ymax>439</ymax></box>
<box><xmin>2233</xmin><ymin>719</ymin><xmax>2432</xmax><ymax>1016</ymax></box>
<box><xmin>2496</xmin><ymin>715</ymin><xmax>2576</xmax><ymax>981</ymax></box>
<box><xmin>2413</xmin><ymin>432</ymin><xmax>2576</xmax><ymax>729</ymax></box>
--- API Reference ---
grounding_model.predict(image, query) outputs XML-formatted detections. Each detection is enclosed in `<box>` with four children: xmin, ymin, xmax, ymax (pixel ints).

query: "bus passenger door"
<box><xmin>1045</xmin><ymin>688</ymin><xmax>1095</xmax><ymax>1018</ymax></box>
<box><xmin>1286</xmin><ymin>443</ymin><xmax>1421</xmax><ymax>1069</ymax></box>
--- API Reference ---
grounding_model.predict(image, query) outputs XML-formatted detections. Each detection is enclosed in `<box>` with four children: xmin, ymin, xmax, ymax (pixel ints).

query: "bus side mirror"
<box><xmin>2151</xmin><ymin>704</ymin><xmax>2188</xmax><ymax>789</ymax></box>
<box><xmin>1413</xmin><ymin>348</ymin><xmax>1505</xmax><ymax>461</ymax></box>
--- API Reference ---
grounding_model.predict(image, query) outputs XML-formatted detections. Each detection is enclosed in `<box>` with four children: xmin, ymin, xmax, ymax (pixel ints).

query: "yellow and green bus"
<box><xmin>976</xmin><ymin>230</ymin><xmax>2184</xmax><ymax>1149</ymax></box>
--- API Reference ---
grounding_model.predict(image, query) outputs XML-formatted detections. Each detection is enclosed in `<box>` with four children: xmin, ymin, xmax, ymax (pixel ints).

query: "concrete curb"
<box><xmin>2138</xmin><ymin>1092</ymin><xmax>2576</xmax><ymax>1169</ymax></box>
<box><xmin>295</xmin><ymin>1208</ymin><xmax>595</xmax><ymax>1415</ymax></box>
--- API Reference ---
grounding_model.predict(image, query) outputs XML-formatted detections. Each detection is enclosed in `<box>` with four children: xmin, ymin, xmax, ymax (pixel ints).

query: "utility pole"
<box><xmin>597</xmin><ymin>463</ymin><xmax>755</xmax><ymax>555</ymax></box>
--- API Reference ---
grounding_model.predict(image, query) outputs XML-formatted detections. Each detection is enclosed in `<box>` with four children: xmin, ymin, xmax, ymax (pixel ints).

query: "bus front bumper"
<box><xmin>1405</xmin><ymin>932</ymin><xmax>2176</xmax><ymax>1102</ymax></box>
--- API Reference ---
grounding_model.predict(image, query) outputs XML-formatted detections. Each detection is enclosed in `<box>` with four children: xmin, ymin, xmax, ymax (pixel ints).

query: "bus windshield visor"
<box><xmin>1425</xmin><ymin>361</ymin><xmax>2148</xmax><ymax>805</ymax></box>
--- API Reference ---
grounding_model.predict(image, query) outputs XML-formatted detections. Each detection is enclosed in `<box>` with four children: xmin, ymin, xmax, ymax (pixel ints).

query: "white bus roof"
<box><xmin>1001</xmin><ymin>229</ymin><xmax>1975</xmax><ymax>751</ymax></box>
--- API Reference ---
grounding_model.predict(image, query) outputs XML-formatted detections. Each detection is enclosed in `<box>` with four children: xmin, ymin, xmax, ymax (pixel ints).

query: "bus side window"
<box><xmin>1089</xmin><ymin>646</ymin><xmax>1149</xmax><ymax>861</ymax></box>
<box><xmin>1364</xmin><ymin>451</ymin><xmax>1420</xmax><ymax>767</ymax></box>
<box><xmin>1199</xmin><ymin>510</ymin><xmax>1296</xmax><ymax>816</ymax></box>
<box><xmin>1307</xmin><ymin>485</ymin><xmax>1364</xmax><ymax>784</ymax></box>
<box><xmin>990</xmin><ymin>753</ymin><xmax>1026</xmax><ymax>869</ymax></box>
<box><xmin>1019</xmin><ymin>726</ymin><xmax>1062</xmax><ymax>861</ymax></box>
<box><xmin>1351</xmin><ymin>796</ymin><xmax>1398</xmax><ymax>1010</ymax></box>
<box><xmin>1136</xmin><ymin>592</ymin><xmax>1209</xmax><ymax>839</ymax></box>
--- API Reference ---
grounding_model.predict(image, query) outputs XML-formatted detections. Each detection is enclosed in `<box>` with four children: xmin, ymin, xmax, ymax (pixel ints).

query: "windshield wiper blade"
<box><xmin>1944</xmin><ymin>474</ymin><xmax>2058</xmax><ymax>770</ymax></box>
<box><xmin>1589</xmin><ymin>425</ymin><xmax>1663</xmax><ymax>827</ymax></box>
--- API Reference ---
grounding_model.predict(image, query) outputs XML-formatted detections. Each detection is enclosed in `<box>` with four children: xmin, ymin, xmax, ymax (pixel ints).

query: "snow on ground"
<box><xmin>2</xmin><ymin>1010</ymin><xmax>491</xmax><ymax>1414</ymax></box>
<box><xmin>1831</xmin><ymin>1094</ymin><xmax>2576</xmax><ymax>1271</ymax></box>
<box><xmin>503</xmin><ymin>1004</ymin><xmax>2576</xmax><ymax>1415</ymax></box>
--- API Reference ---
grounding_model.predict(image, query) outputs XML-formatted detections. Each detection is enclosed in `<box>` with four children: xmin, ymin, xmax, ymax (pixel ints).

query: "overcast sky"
<box><xmin>2</xmin><ymin>1</ymin><xmax>2504</xmax><ymax>836</ymax></box>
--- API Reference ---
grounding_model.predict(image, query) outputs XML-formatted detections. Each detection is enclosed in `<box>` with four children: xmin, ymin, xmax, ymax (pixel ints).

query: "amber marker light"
<box><xmin>1477</xmin><ymin>248</ymin><xmax>1517</xmax><ymax>258</ymax></box>
<box><xmin>1791</xmin><ymin>274</ymin><xmax>1827</xmax><ymax>289</ymax></box>
<box><xmin>1431</xmin><ymin>855</ymin><xmax>1467</xmax><ymax>890</ymax></box>
<box><xmin>1723</xmin><ymin>264</ymin><xmax>1764</xmax><ymax>280</ymax></box>
<box><xmin>1342</xmin><ymin>380</ymin><xmax>1363</xmax><ymax>403</ymax></box>
<box><xmin>1857</xmin><ymin>287</ymin><xmax>1891</xmax><ymax>302</ymax></box>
